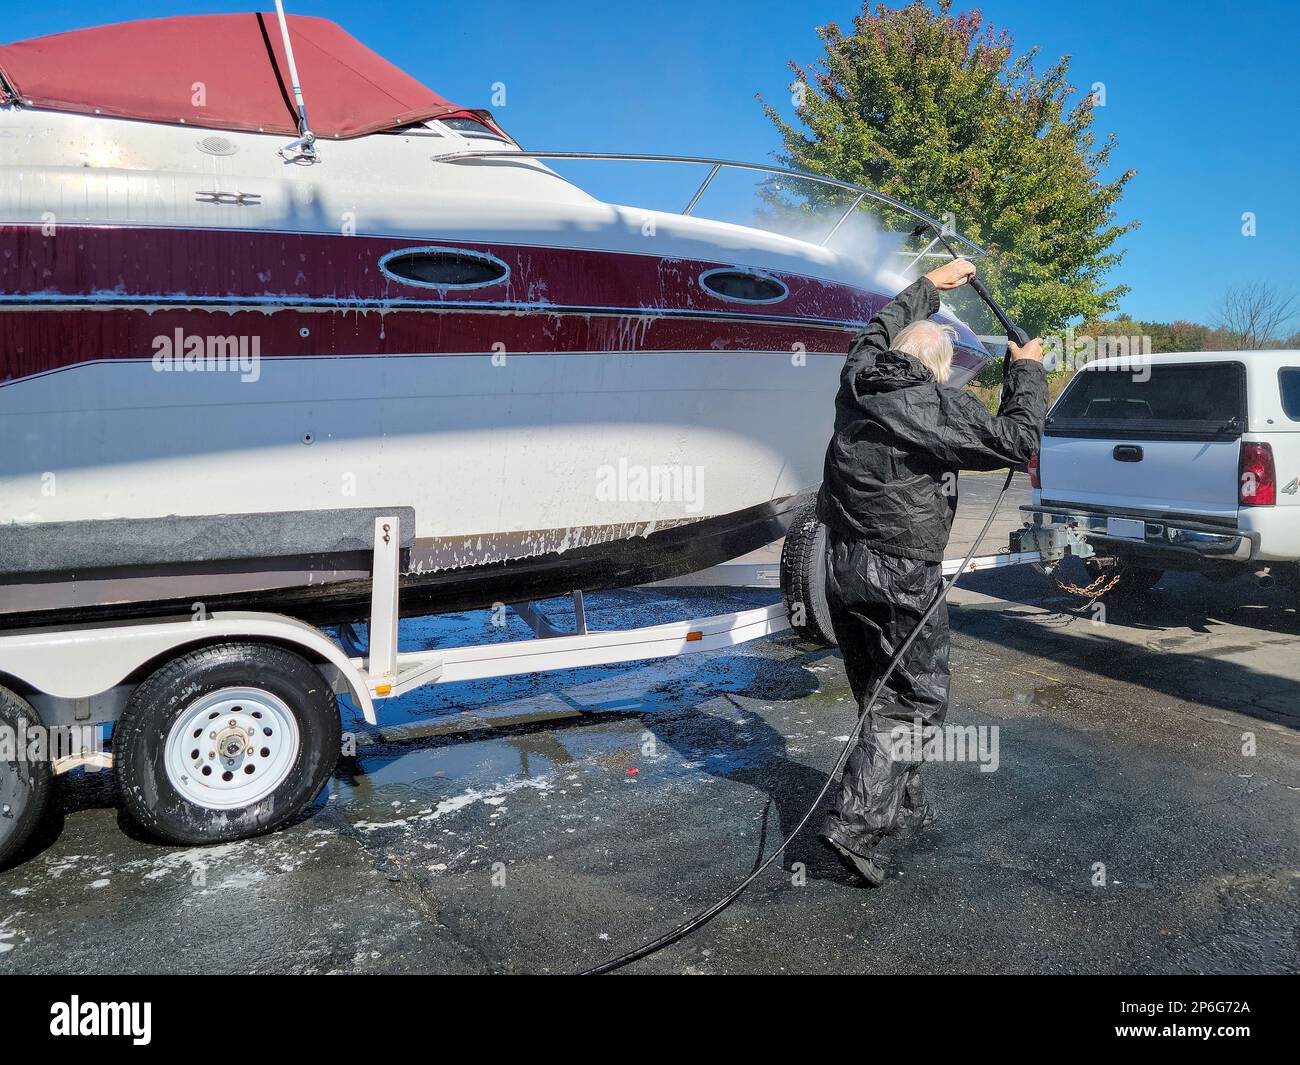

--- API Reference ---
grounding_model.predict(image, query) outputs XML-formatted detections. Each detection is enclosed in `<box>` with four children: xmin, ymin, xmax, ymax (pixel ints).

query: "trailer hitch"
<box><xmin>1008</xmin><ymin>522</ymin><xmax>1095</xmax><ymax>572</ymax></box>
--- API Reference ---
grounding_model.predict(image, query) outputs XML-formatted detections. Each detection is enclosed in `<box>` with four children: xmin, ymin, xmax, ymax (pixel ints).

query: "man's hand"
<box><xmin>924</xmin><ymin>258</ymin><xmax>976</xmax><ymax>291</ymax></box>
<box><xmin>1008</xmin><ymin>337</ymin><xmax>1044</xmax><ymax>363</ymax></box>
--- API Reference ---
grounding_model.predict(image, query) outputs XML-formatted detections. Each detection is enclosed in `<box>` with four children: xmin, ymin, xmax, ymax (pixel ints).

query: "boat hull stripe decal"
<box><xmin>0</xmin><ymin>224</ymin><xmax>990</xmax><ymax>381</ymax></box>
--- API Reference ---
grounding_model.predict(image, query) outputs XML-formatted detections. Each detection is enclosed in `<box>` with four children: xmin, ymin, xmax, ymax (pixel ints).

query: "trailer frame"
<box><xmin>0</xmin><ymin>514</ymin><xmax>1096</xmax><ymax>765</ymax></box>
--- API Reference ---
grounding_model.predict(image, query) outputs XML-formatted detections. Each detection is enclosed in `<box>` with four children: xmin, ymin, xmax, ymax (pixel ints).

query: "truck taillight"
<box><xmin>1239</xmin><ymin>442</ymin><xmax>1276</xmax><ymax>506</ymax></box>
<box><xmin>1027</xmin><ymin>452</ymin><xmax>1040</xmax><ymax>489</ymax></box>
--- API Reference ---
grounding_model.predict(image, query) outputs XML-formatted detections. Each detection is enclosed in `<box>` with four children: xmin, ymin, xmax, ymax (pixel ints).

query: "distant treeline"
<box><xmin>1072</xmin><ymin>316</ymin><xmax>1300</xmax><ymax>354</ymax></box>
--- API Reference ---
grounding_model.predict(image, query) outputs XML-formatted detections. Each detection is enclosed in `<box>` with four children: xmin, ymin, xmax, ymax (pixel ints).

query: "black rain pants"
<box><xmin>820</xmin><ymin>534</ymin><xmax>949</xmax><ymax>858</ymax></box>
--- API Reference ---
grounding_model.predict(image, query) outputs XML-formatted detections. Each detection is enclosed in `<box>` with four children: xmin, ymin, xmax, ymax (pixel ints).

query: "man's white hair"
<box><xmin>894</xmin><ymin>320</ymin><xmax>956</xmax><ymax>384</ymax></box>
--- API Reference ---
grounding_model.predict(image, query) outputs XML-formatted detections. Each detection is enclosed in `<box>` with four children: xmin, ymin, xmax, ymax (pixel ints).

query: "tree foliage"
<box><xmin>761</xmin><ymin>0</ymin><xmax>1136</xmax><ymax>335</ymax></box>
<box><xmin>1076</xmin><ymin>316</ymin><xmax>1212</xmax><ymax>354</ymax></box>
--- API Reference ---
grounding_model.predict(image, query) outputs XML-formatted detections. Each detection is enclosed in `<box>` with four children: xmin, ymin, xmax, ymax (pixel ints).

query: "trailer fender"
<box><xmin>0</xmin><ymin>610</ymin><xmax>377</xmax><ymax>724</ymax></box>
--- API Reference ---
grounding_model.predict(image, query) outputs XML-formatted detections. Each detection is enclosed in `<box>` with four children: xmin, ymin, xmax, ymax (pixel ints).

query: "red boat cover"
<box><xmin>0</xmin><ymin>14</ymin><xmax>494</xmax><ymax>139</ymax></box>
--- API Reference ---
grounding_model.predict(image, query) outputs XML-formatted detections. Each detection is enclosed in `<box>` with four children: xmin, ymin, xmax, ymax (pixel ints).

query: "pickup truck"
<box><xmin>1025</xmin><ymin>350</ymin><xmax>1300</xmax><ymax>604</ymax></box>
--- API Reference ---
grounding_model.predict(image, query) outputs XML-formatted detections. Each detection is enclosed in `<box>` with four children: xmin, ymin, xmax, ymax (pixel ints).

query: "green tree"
<box><xmin>761</xmin><ymin>0</ymin><xmax>1136</xmax><ymax>335</ymax></box>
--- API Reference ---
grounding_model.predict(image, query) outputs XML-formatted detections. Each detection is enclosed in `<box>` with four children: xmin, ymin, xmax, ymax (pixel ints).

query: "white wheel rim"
<box><xmin>163</xmin><ymin>687</ymin><xmax>301</xmax><ymax>810</ymax></box>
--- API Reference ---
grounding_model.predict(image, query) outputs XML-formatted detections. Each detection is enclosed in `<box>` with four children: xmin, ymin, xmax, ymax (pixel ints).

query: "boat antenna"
<box><xmin>273</xmin><ymin>1</ymin><xmax>319</xmax><ymax>162</ymax></box>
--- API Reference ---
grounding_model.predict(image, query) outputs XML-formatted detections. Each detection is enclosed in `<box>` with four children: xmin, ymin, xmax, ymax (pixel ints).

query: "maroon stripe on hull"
<box><xmin>0</xmin><ymin>223</ymin><xmax>885</xmax><ymax>317</ymax></box>
<box><xmin>0</xmin><ymin>307</ymin><xmax>986</xmax><ymax>381</ymax></box>
<box><xmin>0</xmin><ymin>307</ymin><xmax>853</xmax><ymax>379</ymax></box>
<box><xmin>0</xmin><ymin>224</ymin><xmax>992</xmax><ymax>381</ymax></box>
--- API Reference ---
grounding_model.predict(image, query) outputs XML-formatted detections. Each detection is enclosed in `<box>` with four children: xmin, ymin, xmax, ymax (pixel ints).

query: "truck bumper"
<box><xmin>1020</xmin><ymin>505</ymin><xmax>1259</xmax><ymax>563</ymax></box>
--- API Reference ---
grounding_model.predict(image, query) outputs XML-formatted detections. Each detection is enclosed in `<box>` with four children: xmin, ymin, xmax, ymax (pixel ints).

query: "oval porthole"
<box><xmin>699</xmin><ymin>268</ymin><xmax>788</xmax><ymax>304</ymax></box>
<box><xmin>379</xmin><ymin>247</ymin><xmax>509</xmax><ymax>290</ymax></box>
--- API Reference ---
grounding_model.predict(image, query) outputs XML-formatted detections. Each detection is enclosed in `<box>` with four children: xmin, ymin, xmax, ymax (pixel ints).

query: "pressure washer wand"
<box><xmin>922</xmin><ymin>225</ymin><xmax>1029</xmax><ymax>383</ymax></box>
<box><xmin>918</xmin><ymin>223</ymin><xmax>1032</xmax><ymax>410</ymax></box>
<box><xmin>968</xmin><ymin>276</ymin><xmax>1029</xmax><ymax>350</ymax></box>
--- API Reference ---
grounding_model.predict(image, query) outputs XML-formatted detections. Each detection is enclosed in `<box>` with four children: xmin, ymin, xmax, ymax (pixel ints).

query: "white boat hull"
<box><xmin>2</xmin><ymin>348</ymin><xmax>836</xmax><ymax>536</ymax></box>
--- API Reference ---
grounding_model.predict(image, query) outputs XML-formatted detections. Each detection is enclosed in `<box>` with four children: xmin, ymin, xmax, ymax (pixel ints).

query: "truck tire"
<box><xmin>0</xmin><ymin>686</ymin><xmax>52</xmax><ymax>869</ymax></box>
<box><xmin>780</xmin><ymin>502</ymin><xmax>838</xmax><ymax>648</ymax></box>
<box><xmin>1084</xmin><ymin>556</ymin><xmax>1163</xmax><ymax>600</ymax></box>
<box><xmin>116</xmin><ymin>643</ymin><xmax>341</xmax><ymax>846</ymax></box>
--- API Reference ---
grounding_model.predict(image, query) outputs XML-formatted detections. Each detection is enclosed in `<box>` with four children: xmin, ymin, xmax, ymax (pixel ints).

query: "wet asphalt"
<box><xmin>1</xmin><ymin>473</ymin><xmax>1297</xmax><ymax>974</ymax></box>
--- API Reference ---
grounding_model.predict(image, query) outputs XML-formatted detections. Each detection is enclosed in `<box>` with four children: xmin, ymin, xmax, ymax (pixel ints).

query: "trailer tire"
<box><xmin>780</xmin><ymin>502</ymin><xmax>838</xmax><ymax>648</ymax></box>
<box><xmin>116</xmin><ymin>643</ymin><xmax>340</xmax><ymax>846</ymax></box>
<box><xmin>0</xmin><ymin>686</ymin><xmax>52</xmax><ymax>869</ymax></box>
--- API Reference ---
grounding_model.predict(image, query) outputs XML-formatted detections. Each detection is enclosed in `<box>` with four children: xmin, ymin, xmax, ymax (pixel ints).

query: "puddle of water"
<box><xmin>325</xmin><ymin>587</ymin><xmax>799</xmax><ymax>825</ymax></box>
<box><xmin>337</xmin><ymin>676</ymin><xmax>782</xmax><ymax>823</ymax></box>
<box><xmin>328</xmin><ymin>587</ymin><xmax>780</xmax><ymax>739</ymax></box>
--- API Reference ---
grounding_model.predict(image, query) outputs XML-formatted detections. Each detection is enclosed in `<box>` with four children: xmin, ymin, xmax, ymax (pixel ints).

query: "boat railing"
<box><xmin>428</xmin><ymin>148</ymin><xmax>985</xmax><ymax>263</ymax></box>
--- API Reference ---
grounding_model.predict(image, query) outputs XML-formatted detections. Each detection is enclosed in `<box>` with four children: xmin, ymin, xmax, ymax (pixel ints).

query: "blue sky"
<box><xmin>7</xmin><ymin>1</ymin><xmax>1298</xmax><ymax>327</ymax></box>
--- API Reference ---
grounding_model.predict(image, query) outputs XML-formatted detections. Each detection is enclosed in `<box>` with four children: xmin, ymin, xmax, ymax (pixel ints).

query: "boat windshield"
<box><xmin>430</xmin><ymin>148</ymin><xmax>1010</xmax><ymax>343</ymax></box>
<box><xmin>430</xmin><ymin>149</ymin><xmax>984</xmax><ymax>269</ymax></box>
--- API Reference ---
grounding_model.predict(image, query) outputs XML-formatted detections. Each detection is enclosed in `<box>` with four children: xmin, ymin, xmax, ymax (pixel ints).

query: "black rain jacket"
<box><xmin>816</xmin><ymin>277</ymin><xmax>1048</xmax><ymax>562</ymax></box>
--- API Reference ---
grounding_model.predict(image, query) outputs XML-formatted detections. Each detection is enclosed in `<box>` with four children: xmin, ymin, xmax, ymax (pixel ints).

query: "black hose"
<box><xmin>578</xmin><ymin>466</ymin><xmax>1017</xmax><ymax>975</ymax></box>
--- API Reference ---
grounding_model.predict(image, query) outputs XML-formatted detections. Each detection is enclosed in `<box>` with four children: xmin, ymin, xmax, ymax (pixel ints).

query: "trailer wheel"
<box><xmin>116</xmin><ymin>643</ymin><xmax>340</xmax><ymax>846</ymax></box>
<box><xmin>780</xmin><ymin>502</ymin><xmax>838</xmax><ymax>648</ymax></box>
<box><xmin>0</xmin><ymin>686</ymin><xmax>52</xmax><ymax>869</ymax></box>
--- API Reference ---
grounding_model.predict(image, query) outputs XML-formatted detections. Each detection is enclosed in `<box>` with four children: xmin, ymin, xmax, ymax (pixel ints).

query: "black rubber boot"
<box><xmin>819</xmin><ymin>831</ymin><xmax>887</xmax><ymax>888</ymax></box>
<box><xmin>885</xmin><ymin>762</ymin><xmax>935</xmax><ymax>839</ymax></box>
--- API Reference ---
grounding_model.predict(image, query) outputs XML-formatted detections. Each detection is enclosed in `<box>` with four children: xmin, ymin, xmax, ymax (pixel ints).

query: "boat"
<box><xmin>0</xmin><ymin>12</ymin><xmax>992</xmax><ymax>629</ymax></box>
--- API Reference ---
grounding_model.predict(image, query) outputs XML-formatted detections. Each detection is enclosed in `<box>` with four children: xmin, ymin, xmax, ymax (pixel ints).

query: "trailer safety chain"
<box><xmin>1051</xmin><ymin>568</ymin><xmax>1121</xmax><ymax>604</ymax></box>
<box><xmin>1035</xmin><ymin>529</ymin><xmax>1120</xmax><ymax>605</ymax></box>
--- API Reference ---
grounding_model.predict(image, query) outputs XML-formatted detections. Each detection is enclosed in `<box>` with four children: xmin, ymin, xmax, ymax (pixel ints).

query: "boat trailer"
<box><xmin>0</xmin><ymin>514</ymin><xmax>1092</xmax><ymax>866</ymax></box>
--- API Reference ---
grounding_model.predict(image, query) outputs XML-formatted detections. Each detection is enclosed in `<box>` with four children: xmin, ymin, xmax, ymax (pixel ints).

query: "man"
<box><xmin>816</xmin><ymin>258</ymin><xmax>1047</xmax><ymax>886</ymax></box>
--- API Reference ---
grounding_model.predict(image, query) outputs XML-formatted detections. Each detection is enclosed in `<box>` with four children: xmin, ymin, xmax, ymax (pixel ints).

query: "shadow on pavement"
<box><xmin>954</xmin><ymin>567</ymin><xmax>1300</xmax><ymax>730</ymax></box>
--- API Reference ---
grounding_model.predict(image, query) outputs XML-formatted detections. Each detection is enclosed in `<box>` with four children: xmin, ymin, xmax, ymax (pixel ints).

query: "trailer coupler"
<box><xmin>1008</xmin><ymin>522</ymin><xmax>1095</xmax><ymax>572</ymax></box>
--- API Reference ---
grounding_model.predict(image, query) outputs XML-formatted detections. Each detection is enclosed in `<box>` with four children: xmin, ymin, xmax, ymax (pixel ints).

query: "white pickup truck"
<box><xmin>1025</xmin><ymin>350</ymin><xmax>1300</xmax><ymax>603</ymax></box>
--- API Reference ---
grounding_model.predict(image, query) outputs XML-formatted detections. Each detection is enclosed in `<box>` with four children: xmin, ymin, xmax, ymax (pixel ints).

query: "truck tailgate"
<box><xmin>1040</xmin><ymin>360</ymin><xmax>1246</xmax><ymax>523</ymax></box>
<box><xmin>1040</xmin><ymin>435</ymin><xmax>1240</xmax><ymax>519</ymax></box>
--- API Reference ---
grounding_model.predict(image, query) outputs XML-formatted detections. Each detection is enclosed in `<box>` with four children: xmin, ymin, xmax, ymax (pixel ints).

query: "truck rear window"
<box><xmin>1049</xmin><ymin>362</ymin><xmax>1246</xmax><ymax>436</ymax></box>
<box><xmin>1280</xmin><ymin>368</ymin><xmax>1300</xmax><ymax>421</ymax></box>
